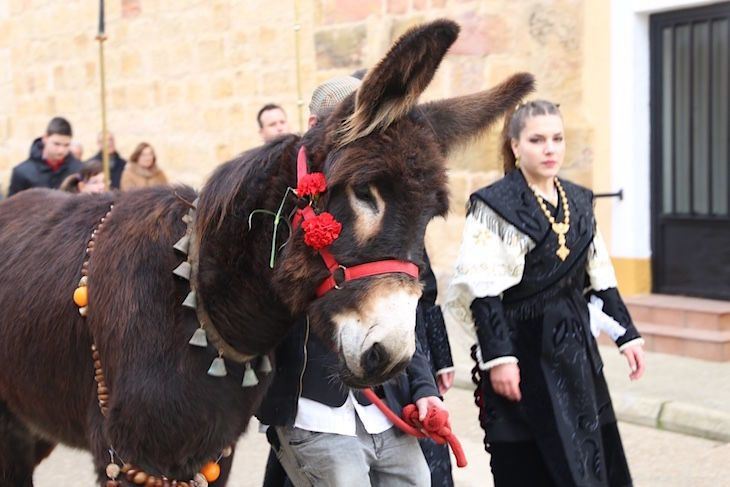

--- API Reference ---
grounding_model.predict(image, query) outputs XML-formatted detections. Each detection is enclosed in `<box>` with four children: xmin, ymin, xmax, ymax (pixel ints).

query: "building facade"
<box><xmin>1</xmin><ymin>0</ymin><xmax>728</xmax><ymax>304</ymax></box>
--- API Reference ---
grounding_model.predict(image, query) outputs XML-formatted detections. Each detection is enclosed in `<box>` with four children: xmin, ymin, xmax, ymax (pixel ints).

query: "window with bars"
<box><xmin>654</xmin><ymin>5</ymin><xmax>730</xmax><ymax>217</ymax></box>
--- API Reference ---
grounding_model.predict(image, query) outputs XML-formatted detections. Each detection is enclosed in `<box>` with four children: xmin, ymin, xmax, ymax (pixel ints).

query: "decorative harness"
<box><xmin>292</xmin><ymin>146</ymin><xmax>419</xmax><ymax>296</ymax></box>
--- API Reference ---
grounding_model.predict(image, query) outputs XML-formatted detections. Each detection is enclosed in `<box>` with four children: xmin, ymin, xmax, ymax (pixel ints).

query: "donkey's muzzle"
<box><xmin>361</xmin><ymin>342</ymin><xmax>387</xmax><ymax>377</ymax></box>
<box><xmin>359</xmin><ymin>342</ymin><xmax>409</xmax><ymax>383</ymax></box>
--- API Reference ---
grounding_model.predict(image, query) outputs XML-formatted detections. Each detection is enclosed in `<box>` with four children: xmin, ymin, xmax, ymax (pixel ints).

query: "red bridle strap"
<box><xmin>294</xmin><ymin>146</ymin><xmax>420</xmax><ymax>298</ymax></box>
<box><xmin>315</xmin><ymin>256</ymin><xmax>419</xmax><ymax>298</ymax></box>
<box><xmin>296</xmin><ymin>144</ymin><xmax>309</xmax><ymax>187</ymax></box>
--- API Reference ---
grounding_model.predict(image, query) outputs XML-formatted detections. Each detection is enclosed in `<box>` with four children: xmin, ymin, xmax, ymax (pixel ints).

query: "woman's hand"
<box><xmin>489</xmin><ymin>362</ymin><xmax>521</xmax><ymax>401</ymax></box>
<box><xmin>436</xmin><ymin>370</ymin><xmax>455</xmax><ymax>395</ymax></box>
<box><xmin>622</xmin><ymin>345</ymin><xmax>645</xmax><ymax>381</ymax></box>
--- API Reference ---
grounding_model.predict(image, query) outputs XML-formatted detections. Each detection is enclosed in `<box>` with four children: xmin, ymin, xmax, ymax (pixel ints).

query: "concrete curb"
<box><xmin>655</xmin><ymin>400</ymin><xmax>730</xmax><ymax>442</ymax></box>
<box><xmin>452</xmin><ymin>365</ymin><xmax>730</xmax><ymax>443</ymax></box>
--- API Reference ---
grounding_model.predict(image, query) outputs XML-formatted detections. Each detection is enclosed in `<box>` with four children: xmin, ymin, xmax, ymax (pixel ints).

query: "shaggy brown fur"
<box><xmin>0</xmin><ymin>19</ymin><xmax>533</xmax><ymax>486</ymax></box>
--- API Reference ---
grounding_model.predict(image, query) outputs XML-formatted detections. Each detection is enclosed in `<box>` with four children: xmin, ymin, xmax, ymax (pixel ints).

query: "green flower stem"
<box><xmin>246</xmin><ymin>187</ymin><xmax>299</xmax><ymax>269</ymax></box>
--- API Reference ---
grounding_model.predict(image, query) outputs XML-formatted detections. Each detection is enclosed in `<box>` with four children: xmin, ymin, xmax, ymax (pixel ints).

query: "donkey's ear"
<box><xmin>338</xmin><ymin>19</ymin><xmax>459</xmax><ymax>146</ymax></box>
<box><xmin>418</xmin><ymin>72</ymin><xmax>536</xmax><ymax>155</ymax></box>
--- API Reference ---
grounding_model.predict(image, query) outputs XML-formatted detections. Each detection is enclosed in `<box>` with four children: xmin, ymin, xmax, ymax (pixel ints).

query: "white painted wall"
<box><xmin>609</xmin><ymin>0</ymin><xmax>724</xmax><ymax>258</ymax></box>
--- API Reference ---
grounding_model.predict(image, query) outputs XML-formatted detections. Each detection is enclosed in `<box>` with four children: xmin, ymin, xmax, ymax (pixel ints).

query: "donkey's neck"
<box><xmin>194</xmin><ymin>136</ymin><xmax>304</xmax><ymax>356</ymax></box>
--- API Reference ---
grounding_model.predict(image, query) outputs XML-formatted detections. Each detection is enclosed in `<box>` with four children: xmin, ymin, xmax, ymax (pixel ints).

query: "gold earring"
<box><xmin>515</xmin><ymin>156</ymin><xmax>521</xmax><ymax>168</ymax></box>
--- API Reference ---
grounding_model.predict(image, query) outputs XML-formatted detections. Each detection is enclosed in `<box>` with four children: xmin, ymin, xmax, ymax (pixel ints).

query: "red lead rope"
<box><xmin>294</xmin><ymin>146</ymin><xmax>419</xmax><ymax>297</ymax></box>
<box><xmin>361</xmin><ymin>388</ymin><xmax>468</xmax><ymax>468</ymax></box>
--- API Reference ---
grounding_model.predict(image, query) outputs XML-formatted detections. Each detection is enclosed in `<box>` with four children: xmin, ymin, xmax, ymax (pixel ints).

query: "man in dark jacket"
<box><xmin>8</xmin><ymin>117</ymin><xmax>83</xmax><ymax>196</ymax></box>
<box><xmin>85</xmin><ymin>131</ymin><xmax>126</xmax><ymax>189</ymax></box>
<box><xmin>258</xmin><ymin>316</ymin><xmax>442</xmax><ymax>486</ymax></box>
<box><xmin>259</xmin><ymin>74</ymin><xmax>447</xmax><ymax>487</ymax></box>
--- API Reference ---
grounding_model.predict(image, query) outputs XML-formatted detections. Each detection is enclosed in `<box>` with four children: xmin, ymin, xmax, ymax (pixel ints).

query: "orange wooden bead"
<box><xmin>133</xmin><ymin>471</ymin><xmax>148</xmax><ymax>484</ymax></box>
<box><xmin>200</xmin><ymin>462</ymin><xmax>220</xmax><ymax>482</ymax></box>
<box><xmin>73</xmin><ymin>286</ymin><xmax>88</xmax><ymax>307</ymax></box>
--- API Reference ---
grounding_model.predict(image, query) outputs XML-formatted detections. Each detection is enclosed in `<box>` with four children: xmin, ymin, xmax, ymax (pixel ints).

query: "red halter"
<box><xmin>293</xmin><ymin>146</ymin><xmax>419</xmax><ymax>297</ymax></box>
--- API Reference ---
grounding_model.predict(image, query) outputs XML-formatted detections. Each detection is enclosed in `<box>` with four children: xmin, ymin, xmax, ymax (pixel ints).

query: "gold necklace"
<box><xmin>531</xmin><ymin>179</ymin><xmax>571</xmax><ymax>261</ymax></box>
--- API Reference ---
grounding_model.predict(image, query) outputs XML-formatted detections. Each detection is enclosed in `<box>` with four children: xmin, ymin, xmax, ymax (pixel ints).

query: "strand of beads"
<box><xmin>74</xmin><ymin>205</ymin><xmax>114</xmax><ymax>416</ymax></box>
<box><xmin>105</xmin><ymin>446</ymin><xmax>232</xmax><ymax>486</ymax></box>
<box><xmin>92</xmin><ymin>344</ymin><xmax>110</xmax><ymax>416</ymax></box>
<box><xmin>531</xmin><ymin>179</ymin><xmax>571</xmax><ymax>261</ymax></box>
<box><xmin>74</xmin><ymin>205</ymin><xmax>113</xmax><ymax>317</ymax></box>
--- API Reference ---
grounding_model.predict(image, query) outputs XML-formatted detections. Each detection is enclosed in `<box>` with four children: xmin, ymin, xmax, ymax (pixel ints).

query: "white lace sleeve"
<box><xmin>444</xmin><ymin>200</ymin><xmax>534</xmax><ymax>338</ymax></box>
<box><xmin>587</xmin><ymin>228</ymin><xmax>618</xmax><ymax>291</ymax></box>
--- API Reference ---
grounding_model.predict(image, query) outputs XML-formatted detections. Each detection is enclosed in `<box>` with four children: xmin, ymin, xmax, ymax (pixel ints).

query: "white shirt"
<box><xmin>444</xmin><ymin>199</ymin><xmax>642</xmax><ymax>369</ymax></box>
<box><xmin>294</xmin><ymin>392</ymin><xmax>393</xmax><ymax>436</ymax></box>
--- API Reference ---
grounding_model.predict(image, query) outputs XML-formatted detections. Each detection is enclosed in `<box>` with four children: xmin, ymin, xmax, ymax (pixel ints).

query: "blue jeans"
<box><xmin>273</xmin><ymin>418</ymin><xmax>430</xmax><ymax>487</ymax></box>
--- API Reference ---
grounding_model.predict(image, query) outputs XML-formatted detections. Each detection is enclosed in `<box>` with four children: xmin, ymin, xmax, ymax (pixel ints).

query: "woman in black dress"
<box><xmin>445</xmin><ymin>100</ymin><xmax>645</xmax><ymax>487</ymax></box>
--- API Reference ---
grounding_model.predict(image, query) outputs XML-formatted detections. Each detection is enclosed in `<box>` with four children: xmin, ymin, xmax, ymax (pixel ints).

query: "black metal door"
<box><xmin>650</xmin><ymin>2</ymin><xmax>730</xmax><ymax>300</ymax></box>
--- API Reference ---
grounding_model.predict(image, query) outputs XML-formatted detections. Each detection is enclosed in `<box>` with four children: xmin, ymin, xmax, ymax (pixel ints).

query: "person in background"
<box><xmin>417</xmin><ymin>251</ymin><xmax>455</xmax><ymax>487</ymax></box>
<box><xmin>120</xmin><ymin>142</ymin><xmax>167</xmax><ymax>190</ymax></box>
<box><xmin>257</xmin><ymin>104</ymin><xmax>290</xmax><ymax>142</ymax></box>
<box><xmin>70</xmin><ymin>141</ymin><xmax>84</xmax><ymax>161</ymax></box>
<box><xmin>8</xmin><ymin>116</ymin><xmax>82</xmax><ymax>196</ymax></box>
<box><xmin>60</xmin><ymin>160</ymin><xmax>106</xmax><ymax>194</ymax></box>
<box><xmin>86</xmin><ymin>131</ymin><xmax>126</xmax><ymax>190</ymax></box>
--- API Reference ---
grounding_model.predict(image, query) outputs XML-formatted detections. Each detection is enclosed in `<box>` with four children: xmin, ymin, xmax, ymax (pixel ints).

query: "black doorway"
<box><xmin>650</xmin><ymin>2</ymin><xmax>730</xmax><ymax>300</ymax></box>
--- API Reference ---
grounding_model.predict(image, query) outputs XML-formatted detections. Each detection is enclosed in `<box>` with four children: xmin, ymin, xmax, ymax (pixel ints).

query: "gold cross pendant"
<box><xmin>556</xmin><ymin>245</ymin><xmax>570</xmax><ymax>261</ymax></box>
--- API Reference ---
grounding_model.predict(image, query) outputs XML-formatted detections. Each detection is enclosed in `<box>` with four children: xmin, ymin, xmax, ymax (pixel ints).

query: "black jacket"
<box><xmin>8</xmin><ymin>138</ymin><xmax>83</xmax><ymax>196</ymax></box>
<box><xmin>417</xmin><ymin>252</ymin><xmax>453</xmax><ymax>375</ymax></box>
<box><xmin>257</xmin><ymin>316</ymin><xmax>439</xmax><ymax>427</ymax></box>
<box><xmin>86</xmin><ymin>151</ymin><xmax>127</xmax><ymax>190</ymax></box>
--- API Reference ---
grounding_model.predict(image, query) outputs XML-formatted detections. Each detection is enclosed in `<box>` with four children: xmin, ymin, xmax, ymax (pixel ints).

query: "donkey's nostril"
<box><xmin>362</xmin><ymin>342</ymin><xmax>388</xmax><ymax>376</ymax></box>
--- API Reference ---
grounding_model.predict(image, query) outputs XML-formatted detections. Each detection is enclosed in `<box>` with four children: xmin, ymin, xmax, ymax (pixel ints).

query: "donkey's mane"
<box><xmin>195</xmin><ymin>134</ymin><xmax>301</xmax><ymax>241</ymax></box>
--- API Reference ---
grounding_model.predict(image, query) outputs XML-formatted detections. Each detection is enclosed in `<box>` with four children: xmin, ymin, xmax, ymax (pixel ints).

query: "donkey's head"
<box><xmin>273</xmin><ymin>19</ymin><xmax>535</xmax><ymax>387</ymax></box>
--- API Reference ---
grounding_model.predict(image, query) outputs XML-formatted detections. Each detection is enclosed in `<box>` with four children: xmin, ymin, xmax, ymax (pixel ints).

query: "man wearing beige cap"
<box><xmin>305</xmin><ymin>71</ymin><xmax>457</xmax><ymax>487</ymax></box>
<box><xmin>258</xmin><ymin>73</ymin><xmax>451</xmax><ymax>487</ymax></box>
<box><xmin>306</xmin><ymin>74</ymin><xmax>362</xmax><ymax>128</ymax></box>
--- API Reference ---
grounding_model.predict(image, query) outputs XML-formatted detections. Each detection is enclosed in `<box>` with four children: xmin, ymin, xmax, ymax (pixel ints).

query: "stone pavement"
<box><xmin>35</xmin><ymin>386</ymin><xmax>730</xmax><ymax>486</ymax></box>
<box><xmin>598</xmin><ymin>345</ymin><xmax>730</xmax><ymax>441</ymax></box>
<box><xmin>449</xmin><ymin>335</ymin><xmax>730</xmax><ymax>443</ymax></box>
<box><xmin>34</xmin><ymin>345</ymin><xmax>730</xmax><ymax>486</ymax></box>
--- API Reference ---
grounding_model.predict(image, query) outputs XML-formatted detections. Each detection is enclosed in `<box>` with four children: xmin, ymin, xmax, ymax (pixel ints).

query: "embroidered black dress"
<box><xmin>445</xmin><ymin>170</ymin><xmax>642</xmax><ymax>487</ymax></box>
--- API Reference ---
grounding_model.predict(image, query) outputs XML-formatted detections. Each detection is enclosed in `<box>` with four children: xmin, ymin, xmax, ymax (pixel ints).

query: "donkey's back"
<box><xmin>0</xmin><ymin>186</ymin><xmax>208</xmax><ymax>455</ymax></box>
<box><xmin>0</xmin><ymin>189</ymin><xmax>120</xmax><ymax>454</ymax></box>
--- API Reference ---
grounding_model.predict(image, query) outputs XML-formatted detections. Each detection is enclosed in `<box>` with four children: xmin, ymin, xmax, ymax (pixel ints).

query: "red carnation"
<box><xmin>296</xmin><ymin>173</ymin><xmax>327</xmax><ymax>197</ymax></box>
<box><xmin>302</xmin><ymin>212</ymin><xmax>342</xmax><ymax>250</ymax></box>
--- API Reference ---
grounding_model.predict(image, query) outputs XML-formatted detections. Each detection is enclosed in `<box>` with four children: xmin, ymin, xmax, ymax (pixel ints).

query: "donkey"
<box><xmin>0</xmin><ymin>19</ymin><xmax>533</xmax><ymax>486</ymax></box>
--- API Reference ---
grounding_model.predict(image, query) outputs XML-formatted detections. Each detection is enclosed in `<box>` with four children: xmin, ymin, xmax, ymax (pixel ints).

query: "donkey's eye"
<box><xmin>353</xmin><ymin>183</ymin><xmax>378</xmax><ymax>211</ymax></box>
<box><xmin>354</xmin><ymin>184</ymin><xmax>373</xmax><ymax>202</ymax></box>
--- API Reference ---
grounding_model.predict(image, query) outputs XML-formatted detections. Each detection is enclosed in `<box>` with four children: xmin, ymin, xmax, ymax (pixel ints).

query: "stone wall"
<box><xmin>0</xmin><ymin>0</ymin><xmax>593</xmax><ymax>274</ymax></box>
